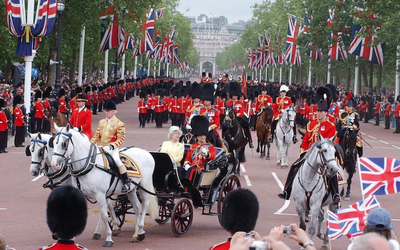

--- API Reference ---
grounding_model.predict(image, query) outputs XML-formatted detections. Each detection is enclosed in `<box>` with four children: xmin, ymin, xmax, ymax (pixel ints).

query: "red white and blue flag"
<box><xmin>359</xmin><ymin>157</ymin><xmax>400</xmax><ymax>197</ymax></box>
<box><xmin>99</xmin><ymin>7</ymin><xmax>121</xmax><ymax>53</ymax></box>
<box><xmin>328</xmin><ymin>195</ymin><xmax>380</xmax><ymax>240</ymax></box>
<box><xmin>144</xmin><ymin>7</ymin><xmax>155</xmax><ymax>52</ymax></box>
<box><xmin>118</xmin><ymin>33</ymin><xmax>136</xmax><ymax>57</ymax></box>
<box><xmin>285</xmin><ymin>16</ymin><xmax>301</xmax><ymax>66</ymax></box>
<box><xmin>329</xmin><ymin>33</ymin><xmax>348</xmax><ymax>61</ymax></box>
<box><xmin>6</xmin><ymin>0</ymin><xmax>57</xmax><ymax>57</ymax></box>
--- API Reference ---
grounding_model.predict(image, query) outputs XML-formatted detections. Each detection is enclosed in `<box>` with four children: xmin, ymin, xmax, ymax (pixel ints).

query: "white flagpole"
<box><xmin>133</xmin><ymin>56</ymin><xmax>138</xmax><ymax>78</ymax></box>
<box><xmin>308</xmin><ymin>58</ymin><xmax>312</xmax><ymax>87</ymax></box>
<box><xmin>77</xmin><ymin>27</ymin><xmax>85</xmax><ymax>86</ymax></box>
<box><xmin>259</xmin><ymin>68</ymin><xmax>262</xmax><ymax>81</ymax></box>
<box><xmin>265</xmin><ymin>66</ymin><xmax>268</xmax><ymax>81</ymax></box>
<box><xmin>327</xmin><ymin>58</ymin><xmax>331</xmax><ymax>84</ymax></box>
<box><xmin>154</xmin><ymin>58</ymin><xmax>157</xmax><ymax>77</ymax></box>
<box><xmin>166</xmin><ymin>62</ymin><xmax>170</xmax><ymax>77</ymax></box>
<box><xmin>289</xmin><ymin>64</ymin><xmax>292</xmax><ymax>85</ymax></box>
<box><xmin>121</xmin><ymin>53</ymin><xmax>126</xmax><ymax>79</ymax></box>
<box><xmin>279</xmin><ymin>66</ymin><xmax>282</xmax><ymax>84</ymax></box>
<box><xmin>147</xmin><ymin>58</ymin><xmax>151</xmax><ymax>76</ymax></box>
<box><xmin>395</xmin><ymin>45</ymin><xmax>400</xmax><ymax>98</ymax></box>
<box><xmin>104</xmin><ymin>50</ymin><xmax>109</xmax><ymax>82</ymax></box>
<box><xmin>158</xmin><ymin>61</ymin><xmax>161</xmax><ymax>77</ymax></box>
<box><xmin>354</xmin><ymin>56</ymin><xmax>359</xmax><ymax>96</ymax></box>
<box><xmin>24</xmin><ymin>0</ymin><xmax>35</xmax><ymax>122</ymax></box>
<box><xmin>272</xmin><ymin>67</ymin><xmax>275</xmax><ymax>82</ymax></box>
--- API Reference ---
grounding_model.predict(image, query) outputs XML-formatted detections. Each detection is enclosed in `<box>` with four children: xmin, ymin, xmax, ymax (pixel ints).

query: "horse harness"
<box><xmin>298</xmin><ymin>142</ymin><xmax>337</xmax><ymax>210</ymax></box>
<box><xmin>223</xmin><ymin>112</ymin><xmax>246</xmax><ymax>142</ymax></box>
<box><xmin>278</xmin><ymin>109</ymin><xmax>295</xmax><ymax>141</ymax></box>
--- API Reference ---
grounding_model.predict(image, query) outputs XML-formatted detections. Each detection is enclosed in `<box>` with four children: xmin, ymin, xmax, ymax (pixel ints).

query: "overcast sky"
<box><xmin>177</xmin><ymin>0</ymin><xmax>264</xmax><ymax>24</ymax></box>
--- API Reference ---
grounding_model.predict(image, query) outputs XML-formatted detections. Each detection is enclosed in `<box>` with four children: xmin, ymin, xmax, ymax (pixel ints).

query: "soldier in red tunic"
<box><xmin>137</xmin><ymin>91</ymin><xmax>147</xmax><ymax>128</ymax></box>
<box><xmin>200</xmin><ymin>72</ymin><xmax>208</xmax><ymax>83</ymax></box>
<box><xmin>278</xmin><ymin>94</ymin><xmax>339</xmax><ymax>203</ymax></box>
<box><xmin>69</xmin><ymin>94</ymin><xmax>93</xmax><ymax>139</ymax></box>
<box><xmin>0</xmin><ymin>98</ymin><xmax>9</xmax><ymax>153</ymax></box>
<box><xmin>34</xmin><ymin>91</ymin><xmax>45</xmax><ymax>133</ymax></box>
<box><xmin>384</xmin><ymin>97</ymin><xmax>393</xmax><ymax>129</ymax></box>
<box><xmin>58</xmin><ymin>89</ymin><xmax>68</xmax><ymax>119</ymax></box>
<box><xmin>203</xmin><ymin>83</ymin><xmax>222</xmax><ymax>147</ymax></box>
<box><xmin>394</xmin><ymin>96</ymin><xmax>400</xmax><ymax>133</ymax></box>
<box><xmin>13</xmin><ymin>95</ymin><xmax>25</xmax><ymax>147</ymax></box>
<box><xmin>374</xmin><ymin>96</ymin><xmax>381</xmax><ymax>126</ymax></box>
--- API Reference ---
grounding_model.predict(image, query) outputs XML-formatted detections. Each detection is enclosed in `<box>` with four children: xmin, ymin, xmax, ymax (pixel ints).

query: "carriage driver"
<box><xmin>91</xmin><ymin>100</ymin><xmax>131</xmax><ymax>193</ymax></box>
<box><xmin>278</xmin><ymin>97</ymin><xmax>340</xmax><ymax>204</ymax></box>
<box><xmin>180</xmin><ymin>116</ymin><xmax>216</xmax><ymax>183</ymax></box>
<box><xmin>270</xmin><ymin>85</ymin><xmax>298</xmax><ymax>144</ymax></box>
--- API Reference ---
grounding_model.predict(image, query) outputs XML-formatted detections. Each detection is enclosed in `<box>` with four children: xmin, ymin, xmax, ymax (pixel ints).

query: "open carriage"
<box><xmin>110</xmin><ymin>145</ymin><xmax>241</xmax><ymax>237</ymax></box>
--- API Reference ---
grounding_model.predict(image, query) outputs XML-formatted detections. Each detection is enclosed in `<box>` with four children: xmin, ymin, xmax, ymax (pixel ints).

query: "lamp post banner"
<box><xmin>6</xmin><ymin>0</ymin><xmax>57</xmax><ymax>57</ymax></box>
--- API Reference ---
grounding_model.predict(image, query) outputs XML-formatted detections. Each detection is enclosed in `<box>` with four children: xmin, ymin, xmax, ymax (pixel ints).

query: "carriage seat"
<box><xmin>200</xmin><ymin>147</ymin><xmax>225</xmax><ymax>187</ymax></box>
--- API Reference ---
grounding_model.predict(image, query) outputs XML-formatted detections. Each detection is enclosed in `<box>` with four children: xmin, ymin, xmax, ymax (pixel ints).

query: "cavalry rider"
<box><xmin>91</xmin><ymin>100</ymin><xmax>131</xmax><ymax>193</ymax></box>
<box><xmin>69</xmin><ymin>94</ymin><xmax>93</xmax><ymax>139</ymax></box>
<box><xmin>336</xmin><ymin>99</ymin><xmax>363</xmax><ymax>156</ymax></box>
<box><xmin>255</xmin><ymin>86</ymin><xmax>273</xmax><ymax>113</ymax></box>
<box><xmin>186</xmin><ymin>82</ymin><xmax>205</xmax><ymax>128</ymax></box>
<box><xmin>181</xmin><ymin>115</ymin><xmax>216</xmax><ymax>184</ymax></box>
<box><xmin>325</xmin><ymin>84</ymin><xmax>340</xmax><ymax>121</ymax></box>
<box><xmin>278</xmin><ymin>94</ymin><xmax>340</xmax><ymax>203</ymax></box>
<box><xmin>270</xmin><ymin>85</ymin><xmax>297</xmax><ymax>143</ymax></box>
<box><xmin>202</xmin><ymin>83</ymin><xmax>222</xmax><ymax>147</ymax></box>
<box><xmin>226</xmin><ymin>81</ymin><xmax>254</xmax><ymax>148</ymax></box>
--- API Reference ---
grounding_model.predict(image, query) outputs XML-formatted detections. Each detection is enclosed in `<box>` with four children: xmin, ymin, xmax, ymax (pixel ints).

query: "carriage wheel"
<box><xmin>171</xmin><ymin>198</ymin><xmax>193</xmax><ymax>237</ymax></box>
<box><xmin>108</xmin><ymin>198</ymin><xmax>127</xmax><ymax>229</ymax></box>
<box><xmin>155</xmin><ymin>199</ymin><xmax>172</xmax><ymax>225</ymax></box>
<box><xmin>217</xmin><ymin>175</ymin><xmax>241</xmax><ymax>225</ymax></box>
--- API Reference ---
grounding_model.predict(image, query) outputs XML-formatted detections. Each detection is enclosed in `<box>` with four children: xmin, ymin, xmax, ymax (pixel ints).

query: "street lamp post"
<box><xmin>55</xmin><ymin>0</ymin><xmax>65</xmax><ymax>92</ymax></box>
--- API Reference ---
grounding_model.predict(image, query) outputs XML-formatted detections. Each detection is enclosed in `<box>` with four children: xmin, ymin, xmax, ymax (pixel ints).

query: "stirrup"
<box><xmin>122</xmin><ymin>183</ymin><xmax>131</xmax><ymax>193</ymax></box>
<box><xmin>333</xmin><ymin>193</ymin><xmax>340</xmax><ymax>203</ymax></box>
<box><xmin>293</xmin><ymin>137</ymin><xmax>298</xmax><ymax>144</ymax></box>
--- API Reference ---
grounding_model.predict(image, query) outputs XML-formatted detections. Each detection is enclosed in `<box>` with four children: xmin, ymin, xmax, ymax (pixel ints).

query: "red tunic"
<box><xmin>395</xmin><ymin>104</ymin><xmax>400</xmax><ymax>118</ymax></box>
<box><xmin>274</xmin><ymin>96</ymin><xmax>292</xmax><ymax>119</ymax></box>
<box><xmin>38</xmin><ymin>240</ymin><xmax>88</xmax><ymax>250</ymax></box>
<box><xmin>226</xmin><ymin>100</ymin><xmax>245</xmax><ymax>117</ymax></box>
<box><xmin>14</xmin><ymin>107</ymin><xmax>24</xmax><ymax>127</ymax></box>
<box><xmin>184</xmin><ymin>142</ymin><xmax>216</xmax><ymax>170</ymax></box>
<box><xmin>256</xmin><ymin>94</ymin><xmax>273</xmax><ymax>112</ymax></box>
<box><xmin>328</xmin><ymin>103</ymin><xmax>340</xmax><ymax>119</ymax></box>
<box><xmin>374</xmin><ymin>103</ymin><xmax>381</xmax><ymax>114</ymax></box>
<box><xmin>0</xmin><ymin>111</ymin><xmax>7</xmax><ymax>131</ymax></box>
<box><xmin>209</xmin><ymin>241</ymin><xmax>230</xmax><ymax>250</ymax></box>
<box><xmin>137</xmin><ymin>100</ymin><xmax>147</xmax><ymax>114</ymax></box>
<box><xmin>58</xmin><ymin>98</ymin><xmax>68</xmax><ymax>113</ymax></box>
<box><xmin>300</xmin><ymin>119</ymin><xmax>336</xmax><ymax>153</ymax></box>
<box><xmin>154</xmin><ymin>98</ymin><xmax>163</xmax><ymax>113</ymax></box>
<box><xmin>70</xmin><ymin>98</ymin><xmax>78</xmax><ymax>111</ymax></box>
<box><xmin>385</xmin><ymin>104</ymin><xmax>392</xmax><ymax>116</ymax></box>
<box><xmin>35</xmin><ymin>102</ymin><xmax>45</xmax><ymax>119</ymax></box>
<box><xmin>69</xmin><ymin>107</ymin><xmax>93</xmax><ymax>139</ymax></box>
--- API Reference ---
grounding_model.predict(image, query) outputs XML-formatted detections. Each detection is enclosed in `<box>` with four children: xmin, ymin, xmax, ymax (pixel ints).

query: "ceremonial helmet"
<box><xmin>228</xmin><ymin>81</ymin><xmax>242</xmax><ymax>98</ymax></box>
<box><xmin>316</xmin><ymin>86</ymin><xmax>332</xmax><ymax>112</ymax></box>
<box><xmin>202</xmin><ymin>83</ymin><xmax>215</xmax><ymax>103</ymax></box>
<box><xmin>325</xmin><ymin>84</ymin><xmax>338</xmax><ymax>102</ymax></box>
<box><xmin>76</xmin><ymin>94</ymin><xmax>87</xmax><ymax>102</ymax></box>
<box><xmin>190</xmin><ymin>82</ymin><xmax>202</xmax><ymax>100</ymax></box>
<box><xmin>191</xmin><ymin>115</ymin><xmax>209</xmax><ymax>136</ymax></box>
<box><xmin>34</xmin><ymin>90</ymin><xmax>42</xmax><ymax>101</ymax></box>
<box><xmin>104</xmin><ymin>100</ymin><xmax>117</xmax><ymax>110</ymax></box>
<box><xmin>14</xmin><ymin>95</ymin><xmax>23</xmax><ymax>105</ymax></box>
<box><xmin>279</xmin><ymin>85</ymin><xmax>289</xmax><ymax>93</ymax></box>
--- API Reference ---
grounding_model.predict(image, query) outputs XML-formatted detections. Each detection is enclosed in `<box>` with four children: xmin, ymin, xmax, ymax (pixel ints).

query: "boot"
<box><xmin>120</xmin><ymin>172</ymin><xmax>131</xmax><ymax>193</ymax></box>
<box><xmin>278</xmin><ymin>190</ymin><xmax>289</xmax><ymax>200</ymax></box>
<box><xmin>268</xmin><ymin>132</ymin><xmax>274</xmax><ymax>143</ymax></box>
<box><xmin>292</xmin><ymin>136</ymin><xmax>298</xmax><ymax>144</ymax></box>
<box><xmin>330</xmin><ymin>176</ymin><xmax>340</xmax><ymax>203</ymax></box>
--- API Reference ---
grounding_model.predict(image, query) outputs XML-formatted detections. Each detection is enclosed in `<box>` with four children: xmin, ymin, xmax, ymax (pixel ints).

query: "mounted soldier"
<box><xmin>202</xmin><ymin>83</ymin><xmax>222</xmax><ymax>148</ymax></box>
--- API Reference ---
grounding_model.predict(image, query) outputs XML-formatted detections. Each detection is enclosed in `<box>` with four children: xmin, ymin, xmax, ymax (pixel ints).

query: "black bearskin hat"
<box><xmin>191</xmin><ymin>83</ymin><xmax>202</xmax><ymax>99</ymax></box>
<box><xmin>35</xmin><ymin>90</ymin><xmax>42</xmax><ymax>100</ymax></box>
<box><xmin>92</xmin><ymin>86</ymin><xmax>98</xmax><ymax>91</ymax></box>
<box><xmin>221</xmin><ymin>188</ymin><xmax>259</xmax><ymax>234</ymax></box>
<box><xmin>104</xmin><ymin>100</ymin><xmax>117</xmax><ymax>110</ymax></box>
<box><xmin>221</xmin><ymin>91</ymin><xmax>228</xmax><ymax>99</ymax></box>
<box><xmin>46</xmin><ymin>86</ymin><xmax>53</xmax><ymax>92</ymax></box>
<box><xmin>139</xmin><ymin>91</ymin><xmax>146</xmax><ymax>99</ymax></box>
<box><xmin>316</xmin><ymin>86</ymin><xmax>332</xmax><ymax>108</ymax></box>
<box><xmin>43</xmin><ymin>90</ymin><xmax>50</xmax><ymax>99</ymax></box>
<box><xmin>75</xmin><ymin>87</ymin><xmax>83</xmax><ymax>94</ymax></box>
<box><xmin>180</xmin><ymin>87</ymin><xmax>187</xmax><ymax>98</ymax></box>
<box><xmin>388</xmin><ymin>97</ymin><xmax>394</xmax><ymax>103</ymax></box>
<box><xmin>202</xmin><ymin>72</ymin><xmax>206</xmax><ymax>77</ymax></box>
<box><xmin>397</xmin><ymin>95</ymin><xmax>400</xmax><ymax>102</ymax></box>
<box><xmin>46</xmin><ymin>186</ymin><xmax>87</xmax><ymax>239</ymax></box>
<box><xmin>202</xmin><ymin>83</ymin><xmax>215</xmax><ymax>103</ymax></box>
<box><xmin>325</xmin><ymin>84</ymin><xmax>337</xmax><ymax>102</ymax></box>
<box><xmin>0</xmin><ymin>99</ymin><xmax>5</xmax><ymax>108</ymax></box>
<box><xmin>58</xmin><ymin>88</ymin><xmax>66</xmax><ymax>98</ymax></box>
<box><xmin>155</xmin><ymin>89</ymin><xmax>164</xmax><ymax>98</ymax></box>
<box><xmin>248</xmin><ymin>92</ymin><xmax>255</xmax><ymax>102</ymax></box>
<box><xmin>14</xmin><ymin>95</ymin><xmax>23</xmax><ymax>105</ymax></box>
<box><xmin>85</xmin><ymin>85</ymin><xmax>91</xmax><ymax>93</ymax></box>
<box><xmin>208</xmin><ymin>72</ymin><xmax>212</xmax><ymax>78</ymax></box>
<box><xmin>172</xmin><ymin>88</ymin><xmax>179</xmax><ymax>98</ymax></box>
<box><xmin>228</xmin><ymin>81</ymin><xmax>242</xmax><ymax>98</ymax></box>
<box><xmin>191</xmin><ymin>115</ymin><xmax>209</xmax><ymax>136</ymax></box>
<box><xmin>247</xmin><ymin>76</ymin><xmax>251</xmax><ymax>81</ymax></box>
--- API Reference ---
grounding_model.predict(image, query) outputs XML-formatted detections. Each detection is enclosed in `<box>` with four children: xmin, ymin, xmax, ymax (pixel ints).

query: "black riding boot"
<box><xmin>329</xmin><ymin>175</ymin><xmax>340</xmax><ymax>203</ymax></box>
<box><xmin>245</xmin><ymin>127</ymin><xmax>254</xmax><ymax>148</ymax></box>
<box><xmin>120</xmin><ymin>172</ymin><xmax>131</xmax><ymax>193</ymax></box>
<box><xmin>269</xmin><ymin>120</ymin><xmax>277</xmax><ymax>142</ymax></box>
<box><xmin>292</xmin><ymin>123</ymin><xmax>298</xmax><ymax>144</ymax></box>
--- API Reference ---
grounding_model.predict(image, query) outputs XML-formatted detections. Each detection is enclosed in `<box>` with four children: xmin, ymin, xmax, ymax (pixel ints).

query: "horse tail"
<box><xmin>146</xmin><ymin>183</ymin><xmax>159</xmax><ymax>220</ymax></box>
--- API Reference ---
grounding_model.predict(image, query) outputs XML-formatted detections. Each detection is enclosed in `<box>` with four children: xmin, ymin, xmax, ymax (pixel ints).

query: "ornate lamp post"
<box><xmin>55</xmin><ymin>0</ymin><xmax>65</xmax><ymax>92</ymax></box>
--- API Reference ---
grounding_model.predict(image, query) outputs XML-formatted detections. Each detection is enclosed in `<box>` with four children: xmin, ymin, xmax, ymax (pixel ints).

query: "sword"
<box><xmin>359</xmin><ymin>133</ymin><xmax>373</xmax><ymax>149</ymax></box>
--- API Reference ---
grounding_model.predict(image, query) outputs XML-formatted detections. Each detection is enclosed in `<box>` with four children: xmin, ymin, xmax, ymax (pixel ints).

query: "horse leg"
<box><xmin>345</xmin><ymin>173</ymin><xmax>353</xmax><ymax>200</ymax></box>
<box><xmin>308</xmin><ymin>207</ymin><xmax>319</xmax><ymax>241</ymax></box>
<box><xmin>95</xmin><ymin>194</ymin><xmax>114</xmax><ymax>247</ymax></box>
<box><xmin>276</xmin><ymin>141</ymin><xmax>281</xmax><ymax>166</ymax></box>
<box><xmin>266</xmin><ymin>141</ymin><xmax>270</xmax><ymax>160</ymax></box>
<box><xmin>256</xmin><ymin>139</ymin><xmax>260</xmax><ymax>153</ymax></box>
<box><xmin>128</xmin><ymin>188</ymin><xmax>143</xmax><ymax>242</ymax></box>
<box><xmin>316</xmin><ymin>207</ymin><xmax>325</xmax><ymax>240</ymax></box>
<box><xmin>261</xmin><ymin>142</ymin><xmax>265</xmax><ymax>157</ymax></box>
<box><xmin>108</xmin><ymin>198</ymin><xmax>121</xmax><ymax>236</ymax></box>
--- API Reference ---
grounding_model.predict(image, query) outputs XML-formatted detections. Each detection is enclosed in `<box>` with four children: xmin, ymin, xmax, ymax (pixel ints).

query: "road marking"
<box><xmin>360</xmin><ymin>132</ymin><xmax>366</xmax><ymax>135</ymax></box>
<box><xmin>240</xmin><ymin>164</ymin><xmax>246</xmax><ymax>173</ymax></box>
<box><xmin>0</xmin><ymin>208</ymin><xmax>7</xmax><ymax>211</ymax></box>
<box><xmin>272</xmin><ymin>172</ymin><xmax>291</xmax><ymax>214</ymax></box>
<box><xmin>31</xmin><ymin>173</ymin><xmax>44</xmax><ymax>182</ymax></box>
<box><xmin>368</xmin><ymin>135</ymin><xmax>376</xmax><ymax>139</ymax></box>
<box><xmin>244</xmin><ymin>175</ymin><xmax>252</xmax><ymax>186</ymax></box>
<box><xmin>392</xmin><ymin>145</ymin><xmax>400</xmax><ymax>150</ymax></box>
<box><xmin>275</xmin><ymin>212</ymin><xmax>298</xmax><ymax>216</ymax></box>
<box><xmin>380</xmin><ymin>140</ymin><xmax>389</xmax><ymax>145</ymax></box>
<box><xmin>393</xmin><ymin>219</ymin><xmax>400</xmax><ymax>222</ymax></box>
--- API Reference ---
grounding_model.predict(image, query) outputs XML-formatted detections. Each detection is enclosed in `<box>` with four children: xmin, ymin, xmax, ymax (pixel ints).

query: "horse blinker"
<box><xmin>25</xmin><ymin>145</ymin><xmax>31</xmax><ymax>156</ymax></box>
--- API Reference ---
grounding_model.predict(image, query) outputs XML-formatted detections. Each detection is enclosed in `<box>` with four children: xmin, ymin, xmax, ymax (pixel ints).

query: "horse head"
<box><xmin>282</xmin><ymin>106</ymin><xmax>296</xmax><ymax>128</ymax></box>
<box><xmin>50</xmin><ymin>124</ymin><xmax>75</xmax><ymax>171</ymax></box>
<box><xmin>27</xmin><ymin>132</ymin><xmax>54</xmax><ymax>176</ymax></box>
<box><xmin>312</xmin><ymin>135</ymin><xmax>340</xmax><ymax>178</ymax></box>
<box><xmin>222</xmin><ymin>108</ymin><xmax>237</xmax><ymax>129</ymax></box>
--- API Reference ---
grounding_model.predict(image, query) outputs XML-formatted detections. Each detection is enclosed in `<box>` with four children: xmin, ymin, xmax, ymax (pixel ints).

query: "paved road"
<box><xmin>1</xmin><ymin>94</ymin><xmax>399</xmax><ymax>250</ymax></box>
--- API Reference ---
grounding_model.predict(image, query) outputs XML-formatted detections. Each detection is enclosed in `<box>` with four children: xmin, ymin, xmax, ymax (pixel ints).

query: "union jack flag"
<box><xmin>99</xmin><ymin>7</ymin><xmax>121</xmax><ymax>53</ymax></box>
<box><xmin>329</xmin><ymin>33</ymin><xmax>347</xmax><ymax>61</ymax></box>
<box><xmin>348</xmin><ymin>26</ymin><xmax>384</xmax><ymax>66</ymax></box>
<box><xmin>285</xmin><ymin>16</ymin><xmax>301</xmax><ymax>66</ymax></box>
<box><xmin>359</xmin><ymin>157</ymin><xmax>400</xmax><ymax>197</ymax></box>
<box><xmin>118</xmin><ymin>33</ymin><xmax>135</xmax><ymax>57</ymax></box>
<box><xmin>328</xmin><ymin>195</ymin><xmax>380</xmax><ymax>240</ymax></box>
<box><xmin>156</xmin><ymin>9</ymin><xmax>164</xmax><ymax>21</ymax></box>
<box><xmin>144</xmin><ymin>7</ymin><xmax>155</xmax><ymax>52</ymax></box>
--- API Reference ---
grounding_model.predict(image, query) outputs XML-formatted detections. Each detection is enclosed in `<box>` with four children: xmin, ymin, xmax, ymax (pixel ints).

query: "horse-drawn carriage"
<box><xmin>110</xmin><ymin>144</ymin><xmax>241</xmax><ymax>237</ymax></box>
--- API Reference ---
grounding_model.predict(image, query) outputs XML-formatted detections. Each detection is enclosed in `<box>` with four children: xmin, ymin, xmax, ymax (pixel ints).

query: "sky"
<box><xmin>177</xmin><ymin>0</ymin><xmax>264</xmax><ymax>24</ymax></box>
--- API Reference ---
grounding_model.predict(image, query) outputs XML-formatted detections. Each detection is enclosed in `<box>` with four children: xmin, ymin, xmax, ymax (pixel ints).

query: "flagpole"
<box><xmin>279</xmin><ymin>66</ymin><xmax>282</xmax><ymax>84</ymax></box>
<box><xmin>147</xmin><ymin>58</ymin><xmax>151</xmax><ymax>76</ymax></box>
<box><xmin>289</xmin><ymin>64</ymin><xmax>292</xmax><ymax>85</ymax></box>
<box><xmin>272</xmin><ymin>67</ymin><xmax>275</xmax><ymax>82</ymax></box>
<box><xmin>265</xmin><ymin>66</ymin><xmax>268</xmax><ymax>81</ymax></box>
<box><xmin>133</xmin><ymin>56</ymin><xmax>137</xmax><ymax>78</ymax></box>
<box><xmin>104</xmin><ymin>50</ymin><xmax>109</xmax><ymax>83</ymax></box>
<box><xmin>77</xmin><ymin>27</ymin><xmax>85</xmax><ymax>86</ymax></box>
<box><xmin>121</xmin><ymin>53</ymin><xmax>126</xmax><ymax>79</ymax></box>
<box><xmin>308</xmin><ymin>58</ymin><xmax>312</xmax><ymax>87</ymax></box>
<box><xmin>154</xmin><ymin>58</ymin><xmax>157</xmax><ymax>77</ymax></box>
<box><xmin>259</xmin><ymin>68</ymin><xmax>262</xmax><ymax>81</ymax></box>
<box><xmin>166</xmin><ymin>62</ymin><xmax>170</xmax><ymax>77</ymax></box>
<box><xmin>327</xmin><ymin>58</ymin><xmax>331</xmax><ymax>84</ymax></box>
<box><xmin>395</xmin><ymin>45</ymin><xmax>400</xmax><ymax>98</ymax></box>
<box><xmin>158</xmin><ymin>61</ymin><xmax>161</xmax><ymax>77</ymax></box>
<box><xmin>354</xmin><ymin>56</ymin><xmax>359</xmax><ymax>96</ymax></box>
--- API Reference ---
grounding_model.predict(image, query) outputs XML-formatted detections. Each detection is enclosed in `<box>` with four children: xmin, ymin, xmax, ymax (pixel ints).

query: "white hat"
<box><xmin>279</xmin><ymin>85</ymin><xmax>289</xmax><ymax>92</ymax></box>
<box><xmin>167</xmin><ymin>126</ymin><xmax>182</xmax><ymax>139</ymax></box>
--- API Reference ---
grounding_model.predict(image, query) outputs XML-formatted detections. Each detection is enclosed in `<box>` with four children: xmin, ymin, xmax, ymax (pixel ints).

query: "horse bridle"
<box><xmin>224</xmin><ymin>109</ymin><xmax>238</xmax><ymax>128</ymax></box>
<box><xmin>306</xmin><ymin>142</ymin><xmax>337</xmax><ymax>175</ymax></box>
<box><xmin>27</xmin><ymin>139</ymin><xmax>48</xmax><ymax>168</ymax></box>
<box><xmin>52</xmin><ymin>132</ymin><xmax>74</xmax><ymax>160</ymax></box>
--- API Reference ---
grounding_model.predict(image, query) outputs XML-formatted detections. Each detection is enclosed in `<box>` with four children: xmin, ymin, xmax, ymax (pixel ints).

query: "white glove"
<box><xmin>72</xmin><ymin>127</ymin><xmax>81</xmax><ymax>132</ymax></box>
<box><xmin>102</xmin><ymin>145</ymin><xmax>114</xmax><ymax>153</ymax></box>
<box><xmin>184</xmin><ymin>163</ymin><xmax>191</xmax><ymax>171</ymax></box>
<box><xmin>137</xmin><ymin>108</ymin><xmax>139</xmax><ymax>113</ymax></box>
<box><xmin>201</xmin><ymin>147</ymin><xmax>209</xmax><ymax>158</ymax></box>
<box><xmin>186</xmin><ymin>124</ymin><xmax>192</xmax><ymax>130</ymax></box>
<box><xmin>208</xmin><ymin>126</ymin><xmax>212</xmax><ymax>131</ymax></box>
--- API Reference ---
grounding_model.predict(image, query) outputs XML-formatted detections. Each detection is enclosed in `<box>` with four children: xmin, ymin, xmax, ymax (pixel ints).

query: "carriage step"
<box><xmin>201</xmin><ymin>211</ymin><xmax>219</xmax><ymax>216</ymax></box>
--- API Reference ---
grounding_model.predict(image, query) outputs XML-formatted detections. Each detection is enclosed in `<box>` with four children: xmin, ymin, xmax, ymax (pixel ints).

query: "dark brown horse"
<box><xmin>339</xmin><ymin>127</ymin><xmax>358</xmax><ymax>201</ymax></box>
<box><xmin>221</xmin><ymin>108</ymin><xmax>247</xmax><ymax>174</ymax></box>
<box><xmin>255</xmin><ymin>107</ymin><xmax>273</xmax><ymax>159</ymax></box>
<box><xmin>49</xmin><ymin>112</ymin><xmax>68</xmax><ymax>135</ymax></box>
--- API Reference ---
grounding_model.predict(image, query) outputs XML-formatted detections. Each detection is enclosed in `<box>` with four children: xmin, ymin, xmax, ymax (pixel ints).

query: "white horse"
<box><xmin>50</xmin><ymin>124</ymin><xmax>158</xmax><ymax>247</ymax></box>
<box><xmin>275</xmin><ymin>106</ymin><xmax>296</xmax><ymax>167</ymax></box>
<box><xmin>26</xmin><ymin>132</ymin><xmax>121</xmax><ymax>242</ymax></box>
<box><xmin>292</xmin><ymin>136</ymin><xmax>344</xmax><ymax>249</ymax></box>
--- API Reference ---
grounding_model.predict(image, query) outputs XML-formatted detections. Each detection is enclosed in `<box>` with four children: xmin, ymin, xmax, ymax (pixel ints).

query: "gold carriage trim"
<box><xmin>120</xmin><ymin>153</ymin><xmax>142</xmax><ymax>178</ymax></box>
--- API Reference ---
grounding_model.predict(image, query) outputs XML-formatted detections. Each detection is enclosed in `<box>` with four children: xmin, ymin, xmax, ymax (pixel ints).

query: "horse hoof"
<box><xmin>266</xmin><ymin>156</ymin><xmax>270</xmax><ymax>160</ymax></box>
<box><xmin>318</xmin><ymin>233</ymin><xmax>325</xmax><ymax>240</ymax></box>
<box><xmin>344</xmin><ymin>196</ymin><xmax>350</xmax><ymax>201</ymax></box>
<box><xmin>281</xmin><ymin>165</ymin><xmax>288</xmax><ymax>168</ymax></box>
<box><xmin>276</xmin><ymin>162</ymin><xmax>281</xmax><ymax>166</ymax></box>
<box><xmin>112</xmin><ymin>228</ymin><xmax>121</xmax><ymax>236</ymax></box>
<box><xmin>305</xmin><ymin>217</ymin><xmax>309</xmax><ymax>223</ymax></box>
<box><xmin>102</xmin><ymin>241</ymin><xmax>114</xmax><ymax>247</ymax></box>
<box><xmin>259</xmin><ymin>155</ymin><xmax>263</xmax><ymax>158</ymax></box>
<box><xmin>138</xmin><ymin>233</ymin><xmax>145</xmax><ymax>241</ymax></box>
<box><xmin>320</xmin><ymin>245</ymin><xmax>329</xmax><ymax>250</ymax></box>
<box><xmin>93</xmin><ymin>233</ymin><xmax>101</xmax><ymax>240</ymax></box>
<box><xmin>256</xmin><ymin>149</ymin><xmax>260</xmax><ymax>153</ymax></box>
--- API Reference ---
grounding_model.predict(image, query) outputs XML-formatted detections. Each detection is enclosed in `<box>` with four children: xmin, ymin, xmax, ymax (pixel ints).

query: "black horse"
<box><xmin>340</xmin><ymin>127</ymin><xmax>358</xmax><ymax>200</ymax></box>
<box><xmin>221</xmin><ymin>108</ymin><xmax>248</xmax><ymax>174</ymax></box>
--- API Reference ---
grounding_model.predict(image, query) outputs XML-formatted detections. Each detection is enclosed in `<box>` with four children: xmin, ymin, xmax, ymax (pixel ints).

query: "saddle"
<box><xmin>100</xmin><ymin>149</ymin><xmax>142</xmax><ymax>178</ymax></box>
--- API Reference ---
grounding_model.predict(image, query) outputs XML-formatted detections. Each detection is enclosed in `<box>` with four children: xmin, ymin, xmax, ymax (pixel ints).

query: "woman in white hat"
<box><xmin>160</xmin><ymin>126</ymin><xmax>184</xmax><ymax>166</ymax></box>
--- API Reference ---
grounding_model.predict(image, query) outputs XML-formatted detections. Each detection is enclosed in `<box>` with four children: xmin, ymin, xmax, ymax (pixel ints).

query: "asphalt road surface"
<box><xmin>1</xmin><ymin>93</ymin><xmax>399</xmax><ymax>250</ymax></box>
